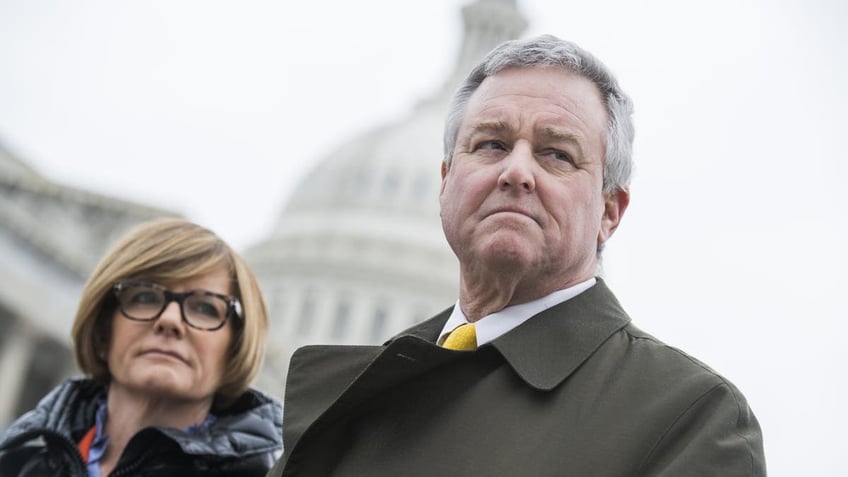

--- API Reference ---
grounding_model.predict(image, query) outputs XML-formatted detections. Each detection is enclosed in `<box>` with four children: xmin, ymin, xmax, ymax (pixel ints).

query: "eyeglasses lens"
<box><xmin>183</xmin><ymin>294</ymin><xmax>228</xmax><ymax>328</ymax></box>
<box><xmin>120</xmin><ymin>286</ymin><xmax>165</xmax><ymax>319</ymax></box>
<box><xmin>117</xmin><ymin>283</ymin><xmax>229</xmax><ymax>329</ymax></box>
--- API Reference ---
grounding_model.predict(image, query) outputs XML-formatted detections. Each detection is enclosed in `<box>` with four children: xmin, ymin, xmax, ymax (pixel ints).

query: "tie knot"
<box><xmin>442</xmin><ymin>323</ymin><xmax>477</xmax><ymax>351</ymax></box>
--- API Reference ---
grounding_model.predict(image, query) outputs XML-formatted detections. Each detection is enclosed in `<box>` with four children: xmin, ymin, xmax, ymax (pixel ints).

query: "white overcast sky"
<box><xmin>1</xmin><ymin>1</ymin><xmax>846</xmax><ymax>474</ymax></box>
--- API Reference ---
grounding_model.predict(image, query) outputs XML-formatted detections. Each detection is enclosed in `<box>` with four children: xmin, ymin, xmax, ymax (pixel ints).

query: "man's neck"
<box><xmin>458</xmin><ymin>273</ymin><xmax>593</xmax><ymax>322</ymax></box>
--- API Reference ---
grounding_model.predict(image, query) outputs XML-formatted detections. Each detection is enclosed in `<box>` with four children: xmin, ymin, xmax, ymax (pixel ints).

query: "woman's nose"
<box><xmin>155</xmin><ymin>300</ymin><xmax>185</xmax><ymax>336</ymax></box>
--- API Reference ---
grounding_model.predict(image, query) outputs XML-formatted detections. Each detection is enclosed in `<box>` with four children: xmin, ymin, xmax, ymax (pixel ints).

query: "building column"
<box><xmin>0</xmin><ymin>322</ymin><xmax>34</xmax><ymax>428</ymax></box>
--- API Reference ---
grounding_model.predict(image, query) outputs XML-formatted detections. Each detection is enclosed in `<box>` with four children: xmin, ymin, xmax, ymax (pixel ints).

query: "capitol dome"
<box><xmin>246</xmin><ymin>0</ymin><xmax>527</xmax><ymax>392</ymax></box>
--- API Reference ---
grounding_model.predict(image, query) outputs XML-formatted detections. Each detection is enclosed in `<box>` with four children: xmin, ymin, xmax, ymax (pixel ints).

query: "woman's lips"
<box><xmin>140</xmin><ymin>348</ymin><xmax>187</xmax><ymax>364</ymax></box>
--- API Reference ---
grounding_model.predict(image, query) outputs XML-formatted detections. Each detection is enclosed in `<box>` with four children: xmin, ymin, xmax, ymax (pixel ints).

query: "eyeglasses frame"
<box><xmin>112</xmin><ymin>279</ymin><xmax>243</xmax><ymax>331</ymax></box>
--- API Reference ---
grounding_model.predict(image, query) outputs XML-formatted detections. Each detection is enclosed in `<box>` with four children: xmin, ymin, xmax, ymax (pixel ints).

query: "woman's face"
<box><xmin>106</xmin><ymin>266</ymin><xmax>235</xmax><ymax>407</ymax></box>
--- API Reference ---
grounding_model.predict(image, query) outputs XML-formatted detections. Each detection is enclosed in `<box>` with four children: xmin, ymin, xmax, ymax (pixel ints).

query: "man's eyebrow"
<box><xmin>467</xmin><ymin>120</ymin><xmax>512</xmax><ymax>135</ymax></box>
<box><xmin>537</xmin><ymin>125</ymin><xmax>582</xmax><ymax>143</ymax></box>
<box><xmin>537</xmin><ymin>125</ymin><xmax>587</xmax><ymax>160</ymax></box>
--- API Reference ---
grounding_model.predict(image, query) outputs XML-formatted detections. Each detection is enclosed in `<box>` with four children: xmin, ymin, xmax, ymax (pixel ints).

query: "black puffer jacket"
<box><xmin>0</xmin><ymin>378</ymin><xmax>283</xmax><ymax>477</ymax></box>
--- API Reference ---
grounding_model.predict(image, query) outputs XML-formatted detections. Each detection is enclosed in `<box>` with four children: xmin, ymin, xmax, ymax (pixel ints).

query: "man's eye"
<box><xmin>550</xmin><ymin>150</ymin><xmax>573</xmax><ymax>163</ymax></box>
<box><xmin>476</xmin><ymin>140</ymin><xmax>507</xmax><ymax>151</ymax></box>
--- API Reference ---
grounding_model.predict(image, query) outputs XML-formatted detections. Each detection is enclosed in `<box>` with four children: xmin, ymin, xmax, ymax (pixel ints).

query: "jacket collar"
<box><xmin>391</xmin><ymin>278</ymin><xmax>631</xmax><ymax>391</ymax></box>
<box><xmin>1</xmin><ymin>378</ymin><xmax>282</xmax><ymax>459</ymax></box>
<box><xmin>489</xmin><ymin>278</ymin><xmax>631</xmax><ymax>390</ymax></box>
<box><xmin>1</xmin><ymin>378</ymin><xmax>105</xmax><ymax>440</ymax></box>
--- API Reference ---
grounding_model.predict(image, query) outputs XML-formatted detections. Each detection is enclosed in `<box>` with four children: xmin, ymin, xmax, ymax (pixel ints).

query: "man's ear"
<box><xmin>440</xmin><ymin>161</ymin><xmax>449</xmax><ymax>194</ymax></box>
<box><xmin>598</xmin><ymin>188</ymin><xmax>630</xmax><ymax>245</ymax></box>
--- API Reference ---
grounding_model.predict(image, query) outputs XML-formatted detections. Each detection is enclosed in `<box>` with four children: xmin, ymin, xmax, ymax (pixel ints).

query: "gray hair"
<box><xmin>443</xmin><ymin>34</ymin><xmax>635</xmax><ymax>194</ymax></box>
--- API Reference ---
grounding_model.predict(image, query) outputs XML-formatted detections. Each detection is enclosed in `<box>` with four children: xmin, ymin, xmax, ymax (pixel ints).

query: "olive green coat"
<box><xmin>269</xmin><ymin>279</ymin><xmax>765</xmax><ymax>476</ymax></box>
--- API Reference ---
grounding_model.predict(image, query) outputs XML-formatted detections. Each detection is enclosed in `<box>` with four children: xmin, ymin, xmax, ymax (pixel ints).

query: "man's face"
<box><xmin>440</xmin><ymin>66</ymin><xmax>627</xmax><ymax>294</ymax></box>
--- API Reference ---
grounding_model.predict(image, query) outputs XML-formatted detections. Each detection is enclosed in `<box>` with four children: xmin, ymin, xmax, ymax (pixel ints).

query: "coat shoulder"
<box><xmin>607</xmin><ymin>324</ymin><xmax>765</xmax><ymax>475</ymax></box>
<box><xmin>617</xmin><ymin>323</ymin><xmax>728</xmax><ymax>387</ymax></box>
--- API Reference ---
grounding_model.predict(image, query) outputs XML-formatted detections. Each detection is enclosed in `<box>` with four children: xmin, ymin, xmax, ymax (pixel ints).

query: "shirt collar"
<box><xmin>438</xmin><ymin>277</ymin><xmax>597</xmax><ymax>347</ymax></box>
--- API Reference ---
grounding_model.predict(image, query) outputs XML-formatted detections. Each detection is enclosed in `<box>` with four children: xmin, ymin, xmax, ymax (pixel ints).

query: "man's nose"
<box><xmin>498</xmin><ymin>144</ymin><xmax>536</xmax><ymax>192</ymax></box>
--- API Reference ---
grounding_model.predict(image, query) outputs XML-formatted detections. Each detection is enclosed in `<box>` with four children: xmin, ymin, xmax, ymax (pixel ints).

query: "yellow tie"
<box><xmin>442</xmin><ymin>323</ymin><xmax>477</xmax><ymax>351</ymax></box>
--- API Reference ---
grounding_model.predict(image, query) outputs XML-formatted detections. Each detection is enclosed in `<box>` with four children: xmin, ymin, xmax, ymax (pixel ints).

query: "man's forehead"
<box><xmin>475</xmin><ymin>65</ymin><xmax>598</xmax><ymax>95</ymax></box>
<box><xmin>462</xmin><ymin>66</ymin><xmax>608</xmax><ymax>136</ymax></box>
<box><xmin>465</xmin><ymin>118</ymin><xmax>584</xmax><ymax>142</ymax></box>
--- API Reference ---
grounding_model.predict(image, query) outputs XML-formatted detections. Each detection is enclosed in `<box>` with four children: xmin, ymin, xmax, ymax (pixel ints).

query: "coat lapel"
<box><xmin>283</xmin><ymin>308</ymin><xmax>453</xmax><ymax>457</ymax></box>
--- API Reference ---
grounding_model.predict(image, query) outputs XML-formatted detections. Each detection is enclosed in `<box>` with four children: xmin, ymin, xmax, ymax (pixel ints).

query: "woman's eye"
<box><xmin>190</xmin><ymin>300</ymin><xmax>222</xmax><ymax>318</ymax></box>
<box><xmin>131</xmin><ymin>291</ymin><xmax>161</xmax><ymax>304</ymax></box>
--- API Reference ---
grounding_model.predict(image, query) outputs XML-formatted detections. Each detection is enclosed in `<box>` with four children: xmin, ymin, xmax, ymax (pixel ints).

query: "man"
<box><xmin>269</xmin><ymin>35</ymin><xmax>765</xmax><ymax>476</ymax></box>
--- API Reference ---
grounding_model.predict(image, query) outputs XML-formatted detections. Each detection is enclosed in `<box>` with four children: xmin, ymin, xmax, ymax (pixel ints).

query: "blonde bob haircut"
<box><xmin>72</xmin><ymin>218</ymin><xmax>268</xmax><ymax>407</ymax></box>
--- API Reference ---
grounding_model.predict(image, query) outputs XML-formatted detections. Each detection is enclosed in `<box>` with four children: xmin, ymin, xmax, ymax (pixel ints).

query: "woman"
<box><xmin>0</xmin><ymin>218</ymin><xmax>282</xmax><ymax>476</ymax></box>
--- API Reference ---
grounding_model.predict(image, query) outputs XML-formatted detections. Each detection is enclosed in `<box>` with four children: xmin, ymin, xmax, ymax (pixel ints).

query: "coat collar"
<box><xmin>387</xmin><ymin>278</ymin><xmax>631</xmax><ymax>391</ymax></box>
<box><xmin>489</xmin><ymin>278</ymin><xmax>631</xmax><ymax>390</ymax></box>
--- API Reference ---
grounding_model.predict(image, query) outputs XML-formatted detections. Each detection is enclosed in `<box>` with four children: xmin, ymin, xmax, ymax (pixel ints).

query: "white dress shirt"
<box><xmin>437</xmin><ymin>277</ymin><xmax>597</xmax><ymax>347</ymax></box>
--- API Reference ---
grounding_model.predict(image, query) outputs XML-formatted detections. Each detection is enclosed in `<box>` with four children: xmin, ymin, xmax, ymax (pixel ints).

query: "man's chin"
<box><xmin>475</xmin><ymin>241</ymin><xmax>539</xmax><ymax>270</ymax></box>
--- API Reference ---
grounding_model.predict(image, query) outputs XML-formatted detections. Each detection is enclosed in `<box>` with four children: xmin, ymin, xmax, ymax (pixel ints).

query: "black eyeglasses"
<box><xmin>112</xmin><ymin>280</ymin><xmax>242</xmax><ymax>331</ymax></box>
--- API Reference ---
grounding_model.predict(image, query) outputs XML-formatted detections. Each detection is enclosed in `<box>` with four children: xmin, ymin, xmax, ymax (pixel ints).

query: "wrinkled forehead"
<box><xmin>463</xmin><ymin>66</ymin><xmax>609</xmax><ymax>141</ymax></box>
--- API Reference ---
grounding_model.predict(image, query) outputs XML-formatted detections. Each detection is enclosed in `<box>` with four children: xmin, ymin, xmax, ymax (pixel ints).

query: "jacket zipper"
<box><xmin>108</xmin><ymin>447</ymin><xmax>154</xmax><ymax>476</ymax></box>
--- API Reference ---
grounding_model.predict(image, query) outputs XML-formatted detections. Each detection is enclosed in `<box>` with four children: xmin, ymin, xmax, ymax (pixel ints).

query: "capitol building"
<box><xmin>0</xmin><ymin>0</ymin><xmax>527</xmax><ymax>426</ymax></box>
